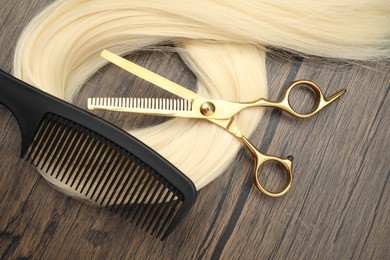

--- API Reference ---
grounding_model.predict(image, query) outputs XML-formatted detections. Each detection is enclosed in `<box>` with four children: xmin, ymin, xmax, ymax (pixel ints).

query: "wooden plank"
<box><xmin>0</xmin><ymin>0</ymin><xmax>389</xmax><ymax>259</ymax></box>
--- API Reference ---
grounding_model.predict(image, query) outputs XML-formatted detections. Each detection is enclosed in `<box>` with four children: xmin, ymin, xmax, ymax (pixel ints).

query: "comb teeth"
<box><xmin>25</xmin><ymin>113</ymin><xmax>184</xmax><ymax>239</ymax></box>
<box><xmin>88</xmin><ymin>97</ymin><xmax>193</xmax><ymax>112</ymax></box>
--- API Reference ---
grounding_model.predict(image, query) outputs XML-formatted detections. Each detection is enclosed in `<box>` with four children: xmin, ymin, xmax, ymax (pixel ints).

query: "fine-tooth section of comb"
<box><xmin>0</xmin><ymin>70</ymin><xmax>196</xmax><ymax>240</ymax></box>
<box><xmin>24</xmin><ymin>113</ymin><xmax>186</xmax><ymax>239</ymax></box>
<box><xmin>88</xmin><ymin>97</ymin><xmax>193</xmax><ymax>112</ymax></box>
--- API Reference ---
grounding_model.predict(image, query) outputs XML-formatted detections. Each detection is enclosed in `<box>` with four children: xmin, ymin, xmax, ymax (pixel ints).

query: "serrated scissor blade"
<box><xmin>88</xmin><ymin>97</ymin><xmax>202</xmax><ymax>117</ymax></box>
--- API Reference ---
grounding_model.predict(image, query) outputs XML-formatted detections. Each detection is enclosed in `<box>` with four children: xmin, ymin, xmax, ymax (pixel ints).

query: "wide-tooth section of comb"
<box><xmin>25</xmin><ymin>113</ymin><xmax>185</xmax><ymax>239</ymax></box>
<box><xmin>88</xmin><ymin>97</ymin><xmax>193</xmax><ymax>112</ymax></box>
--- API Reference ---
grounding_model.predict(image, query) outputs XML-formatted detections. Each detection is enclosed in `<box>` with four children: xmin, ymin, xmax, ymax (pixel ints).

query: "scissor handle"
<box><xmin>241</xmin><ymin>137</ymin><xmax>293</xmax><ymax>197</ymax></box>
<box><xmin>269</xmin><ymin>80</ymin><xmax>346</xmax><ymax>119</ymax></box>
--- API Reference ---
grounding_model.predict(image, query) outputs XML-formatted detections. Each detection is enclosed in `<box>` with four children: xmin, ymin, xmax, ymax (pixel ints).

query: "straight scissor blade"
<box><xmin>101</xmin><ymin>50</ymin><xmax>202</xmax><ymax>100</ymax></box>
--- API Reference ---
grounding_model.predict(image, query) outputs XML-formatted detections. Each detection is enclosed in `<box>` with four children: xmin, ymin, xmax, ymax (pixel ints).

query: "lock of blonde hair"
<box><xmin>13</xmin><ymin>0</ymin><xmax>389</xmax><ymax>201</ymax></box>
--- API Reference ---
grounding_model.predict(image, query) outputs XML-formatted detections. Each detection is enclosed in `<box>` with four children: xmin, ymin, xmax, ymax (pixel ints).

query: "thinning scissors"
<box><xmin>88</xmin><ymin>50</ymin><xmax>346</xmax><ymax>197</ymax></box>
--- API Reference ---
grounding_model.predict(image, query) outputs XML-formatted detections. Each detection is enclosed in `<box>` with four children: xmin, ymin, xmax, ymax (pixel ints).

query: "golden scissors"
<box><xmin>88</xmin><ymin>50</ymin><xmax>346</xmax><ymax>197</ymax></box>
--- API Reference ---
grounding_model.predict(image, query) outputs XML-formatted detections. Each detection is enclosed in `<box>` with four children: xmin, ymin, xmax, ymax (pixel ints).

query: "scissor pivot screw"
<box><xmin>200</xmin><ymin>102</ymin><xmax>215</xmax><ymax>116</ymax></box>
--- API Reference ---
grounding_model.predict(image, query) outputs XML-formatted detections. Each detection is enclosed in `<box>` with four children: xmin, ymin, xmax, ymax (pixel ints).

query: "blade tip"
<box><xmin>100</xmin><ymin>49</ymin><xmax>109</xmax><ymax>56</ymax></box>
<box><xmin>87</xmin><ymin>98</ymin><xmax>95</xmax><ymax>110</ymax></box>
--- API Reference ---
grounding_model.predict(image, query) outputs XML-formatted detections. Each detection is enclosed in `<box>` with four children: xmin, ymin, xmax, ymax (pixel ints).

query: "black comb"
<box><xmin>0</xmin><ymin>70</ymin><xmax>196</xmax><ymax>240</ymax></box>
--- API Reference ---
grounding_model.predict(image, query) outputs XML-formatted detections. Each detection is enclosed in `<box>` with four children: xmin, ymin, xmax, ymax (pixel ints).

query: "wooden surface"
<box><xmin>0</xmin><ymin>1</ymin><xmax>389</xmax><ymax>259</ymax></box>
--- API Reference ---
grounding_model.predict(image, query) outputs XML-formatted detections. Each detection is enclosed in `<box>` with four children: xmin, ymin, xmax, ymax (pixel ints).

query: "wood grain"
<box><xmin>0</xmin><ymin>1</ymin><xmax>389</xmax><ymax>259</ymax></box>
